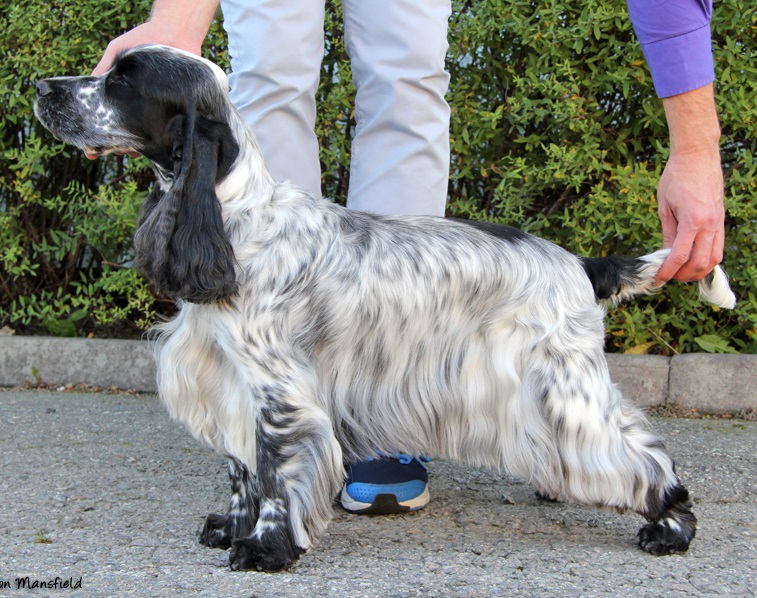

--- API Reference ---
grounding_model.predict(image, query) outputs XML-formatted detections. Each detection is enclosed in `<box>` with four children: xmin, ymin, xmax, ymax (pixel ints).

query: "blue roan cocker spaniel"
<box><xmin>35</xmin><ymin>45</ymin><xmax>735</xmax><ymax>571</ymax></box>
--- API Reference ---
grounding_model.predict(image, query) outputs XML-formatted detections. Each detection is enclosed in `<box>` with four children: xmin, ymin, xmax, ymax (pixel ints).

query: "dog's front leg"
<box><xmin>200</xmin><ymin>458</ymin><xmax>258</xmax><ymax>550</ymax></box>
<box><xmin>227</xmin><ymin>382</ymin><xmax>344</xmax><ymax>572</ymax></box>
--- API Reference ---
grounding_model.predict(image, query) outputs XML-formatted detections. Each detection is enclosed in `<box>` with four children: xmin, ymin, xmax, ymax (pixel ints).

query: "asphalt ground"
<box><xmin>0</xmin><ymin>389</ymin><xmax>755</xmax><ymax>597</ymax></box>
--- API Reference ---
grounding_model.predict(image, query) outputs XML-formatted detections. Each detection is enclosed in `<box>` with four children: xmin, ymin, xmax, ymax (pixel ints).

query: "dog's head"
<box><xmin>34</xmin><ymin>45</ymin><xmax>239</xmax><ymax>303</ymax></box>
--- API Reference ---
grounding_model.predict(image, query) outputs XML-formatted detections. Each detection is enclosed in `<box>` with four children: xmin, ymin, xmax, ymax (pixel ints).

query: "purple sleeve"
<box><xmin>626</xmin><ymin>0</ymin><xmax>715</xmax><ymax>98</ymax></box>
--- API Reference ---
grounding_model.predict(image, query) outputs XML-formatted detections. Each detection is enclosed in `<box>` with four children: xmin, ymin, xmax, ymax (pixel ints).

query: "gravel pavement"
<box><xmin>0</xmin><ymin>389</ymin><xmax>755</xmax><ymax>597</ymax></box>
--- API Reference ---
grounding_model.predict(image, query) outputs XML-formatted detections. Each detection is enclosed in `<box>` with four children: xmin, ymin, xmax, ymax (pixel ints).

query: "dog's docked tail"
<box><xmin>581</xmin><ymin>249</ymin><xmax>736</xmax><ymax>308</ymax></box>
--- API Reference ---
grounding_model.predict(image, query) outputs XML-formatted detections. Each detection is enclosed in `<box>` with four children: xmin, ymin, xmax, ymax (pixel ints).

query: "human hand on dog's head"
<box><xmin>92</xmin><ymin>0</ymin><xmax>217</xmax><ymax>76</ymax></box>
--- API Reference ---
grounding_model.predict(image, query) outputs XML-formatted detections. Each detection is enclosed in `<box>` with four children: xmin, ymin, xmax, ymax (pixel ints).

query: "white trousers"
<box><xmin>220</xmin><ymin>0</ymin><xmax>451</xmax><ymax>216</ymax></box>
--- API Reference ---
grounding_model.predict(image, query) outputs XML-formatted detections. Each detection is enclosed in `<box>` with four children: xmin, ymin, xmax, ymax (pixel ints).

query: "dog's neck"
<box><xmin>215</xmin><ymin>109</ymin><xmax>276</xmax><ymax>210</ymax></box>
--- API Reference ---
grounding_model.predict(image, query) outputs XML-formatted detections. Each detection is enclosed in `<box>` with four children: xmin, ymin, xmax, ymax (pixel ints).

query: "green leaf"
<box><xmin>694</xmin><ymin>335</ymin><xmax>738</xmax><ymax>354</ymax></box>
<box><xmin>43</xmin><ymin>318</ymin><xmax>77</xmax><ymax>338</ymax></box>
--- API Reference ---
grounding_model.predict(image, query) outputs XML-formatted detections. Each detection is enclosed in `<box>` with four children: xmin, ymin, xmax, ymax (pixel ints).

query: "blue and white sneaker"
<box><xmin>340</xmin><ymin>455</ymin><xmax>430</xmax><ymax>514</ymax></box>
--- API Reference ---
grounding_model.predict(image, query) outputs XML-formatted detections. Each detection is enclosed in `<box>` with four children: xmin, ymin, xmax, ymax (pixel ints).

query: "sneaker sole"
<box><xmin>340</xmin><ymin>487</ymin><xmax>430</xmax><ymax>514</ymax></box>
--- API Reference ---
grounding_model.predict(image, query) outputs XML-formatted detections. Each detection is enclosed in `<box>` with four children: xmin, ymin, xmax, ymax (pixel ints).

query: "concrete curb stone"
<box><xmin>604</xmin><ymin>353</ymin><xmax>669</xmax><ymax>408</ymax></box>
<box><xmin>0</xmin><ymin>336</ymin><xmax>156</xmax><ymax>393</ymax></box>
<box><xmin>669</xmin><ymin>353</ymin><xmax>757</xmax><ymax>414</ymax></box>
<box><xmin>1</xmin><ymin>336</ymin><xmax>755</xmax><ymax>413</ymax></box>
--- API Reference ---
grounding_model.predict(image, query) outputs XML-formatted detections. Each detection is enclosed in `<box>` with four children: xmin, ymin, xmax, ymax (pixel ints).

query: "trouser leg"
<box><xmin>220</xmin><ymin>0</ymin><xmax>325</xmax><ymax>196</ymax></box>
<box><xmin>343</xmin><ymin>0</ymin><xmax>452</xmax><ymax>215</ymax></box>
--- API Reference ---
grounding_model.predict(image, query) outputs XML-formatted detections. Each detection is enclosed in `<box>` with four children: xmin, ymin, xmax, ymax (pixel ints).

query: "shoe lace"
<box><xmin>397</xmin><ymin>454</ymin><xmax>430</xmax><ymax>467</ymax></box>
<box><xmin>365</xmin><ymin>453</ymin><xmax>430</xmax><ymax>467</ymax></box>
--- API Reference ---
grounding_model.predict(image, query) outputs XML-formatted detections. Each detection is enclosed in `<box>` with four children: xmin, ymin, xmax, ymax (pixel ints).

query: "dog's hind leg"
<box><xmin>606</xmin><ymin>410</ymin><xmax>697</xmax><ymax>555</ymax></box>
<box><xmin>199</xmin><ymin>458</ymin><xmax>259</xmax><ymax>550</ymax></box>
<box><xmin>525</xmin><ymin>350</ymin><xmax>696</xmax><ymax>555</ymax></box>
<box><xmin>227</xmin><ymin>379</ymin><xmax>344</xmax><ymax>572</ymax></box>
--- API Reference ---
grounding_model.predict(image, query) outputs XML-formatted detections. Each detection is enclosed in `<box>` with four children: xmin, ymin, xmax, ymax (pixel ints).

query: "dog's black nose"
<box><xmin>36</xmin><ymin>80</ymin><xmax>53</xmax><ymax>98</ymax></box>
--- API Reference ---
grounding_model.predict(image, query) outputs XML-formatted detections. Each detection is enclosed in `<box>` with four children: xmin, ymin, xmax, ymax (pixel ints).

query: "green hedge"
<box><xmin>1</xmin><ymin>0</ymin><xmax>755</xmax><ymax>353</ymax></box>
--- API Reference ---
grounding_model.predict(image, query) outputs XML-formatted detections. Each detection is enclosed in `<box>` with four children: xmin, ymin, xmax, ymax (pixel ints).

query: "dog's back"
<box><xmin>456</xmin><ymin>219</ymin><xmax>735</xmax><ymax>308</ymax></box>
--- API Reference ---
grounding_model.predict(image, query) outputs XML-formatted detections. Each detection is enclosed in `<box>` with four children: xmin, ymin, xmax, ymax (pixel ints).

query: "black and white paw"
<box><xmin>638</xmin><ymin>483</ymin><xmax>697</xmax><ymax>555</ymax></box>
<box><xmin>199</xmin><ymin>513</ymin><xmax>233</xmax><ymax>550</ymax></box>
<box><xmin>534</xmin><ymin>490</ymin><xmax>559</xmax><ymax>503</ymax></box>
<box><xmin>637</xmin><ymin>518</ymin><xmax>696</xmax><ymax>555</ymax></box>
<box><xmin>229</xmin><ymin>531</ymin><xmax>305</xmax><ymax>572</ymax></box>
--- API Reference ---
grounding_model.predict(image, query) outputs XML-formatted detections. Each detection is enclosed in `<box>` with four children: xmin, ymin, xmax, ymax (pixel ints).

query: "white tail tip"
<box><xmin>698</xmin><ymin>266</ymin><xmax>737</xmax><ymax>309</ymax></box>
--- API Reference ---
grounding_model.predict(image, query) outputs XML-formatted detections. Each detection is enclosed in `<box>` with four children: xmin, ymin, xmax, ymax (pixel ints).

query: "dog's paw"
<box><xmin>534</xmin><ymin>490</ymin><xmax>559</xmax><ymax>503</ymax></box>
<box><xmin>229</xmin><ymin>535</ymin><xmax>305</xmax><ymax>572</ymax></box>
<box><xmin>637</xmin><ymin>520</ymin><xmax>695</xmax><ymax>555</ymax></box>
<box><xmin>199</xmin><ymin>513</ymin><xmax>233</xmax><ymax>550</ymax></box>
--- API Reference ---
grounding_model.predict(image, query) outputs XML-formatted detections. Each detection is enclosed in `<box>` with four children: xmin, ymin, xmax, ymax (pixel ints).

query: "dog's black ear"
<box><xmin>138</xmin><ymin>184</ymin><xmax>165</xmax><ymax>228</ymax></box>
<box><xmin>134</xmin><ymin>103</ymin><xmax>238</xmax><ymax>303</ymax></box>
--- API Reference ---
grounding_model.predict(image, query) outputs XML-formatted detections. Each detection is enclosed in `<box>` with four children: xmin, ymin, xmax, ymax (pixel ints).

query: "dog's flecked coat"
<box><xmin>35</xmin><ymin>45</ymin><xmax>736</xmax><ymax>571</ymax></box>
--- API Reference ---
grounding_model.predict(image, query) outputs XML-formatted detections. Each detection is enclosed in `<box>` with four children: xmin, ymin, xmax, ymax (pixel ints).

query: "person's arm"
<box><xmin>626</xmin><ymin>0</ymin><xmax>714</xmax><ymax>99</ymax></box>
<box><xmin>92</xmin><ymin>0</ymin><xmax>219</xmax><ymax>76</ymax></box>
<box><xmin>626</xmin><ymin>0</ymin><xmax>724</xmax><ymax>283</ymax></box>
<box><xmin>655</xmin><ymin>83</ymin><xmax>724</xmax><ymax>284</ymax></box>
